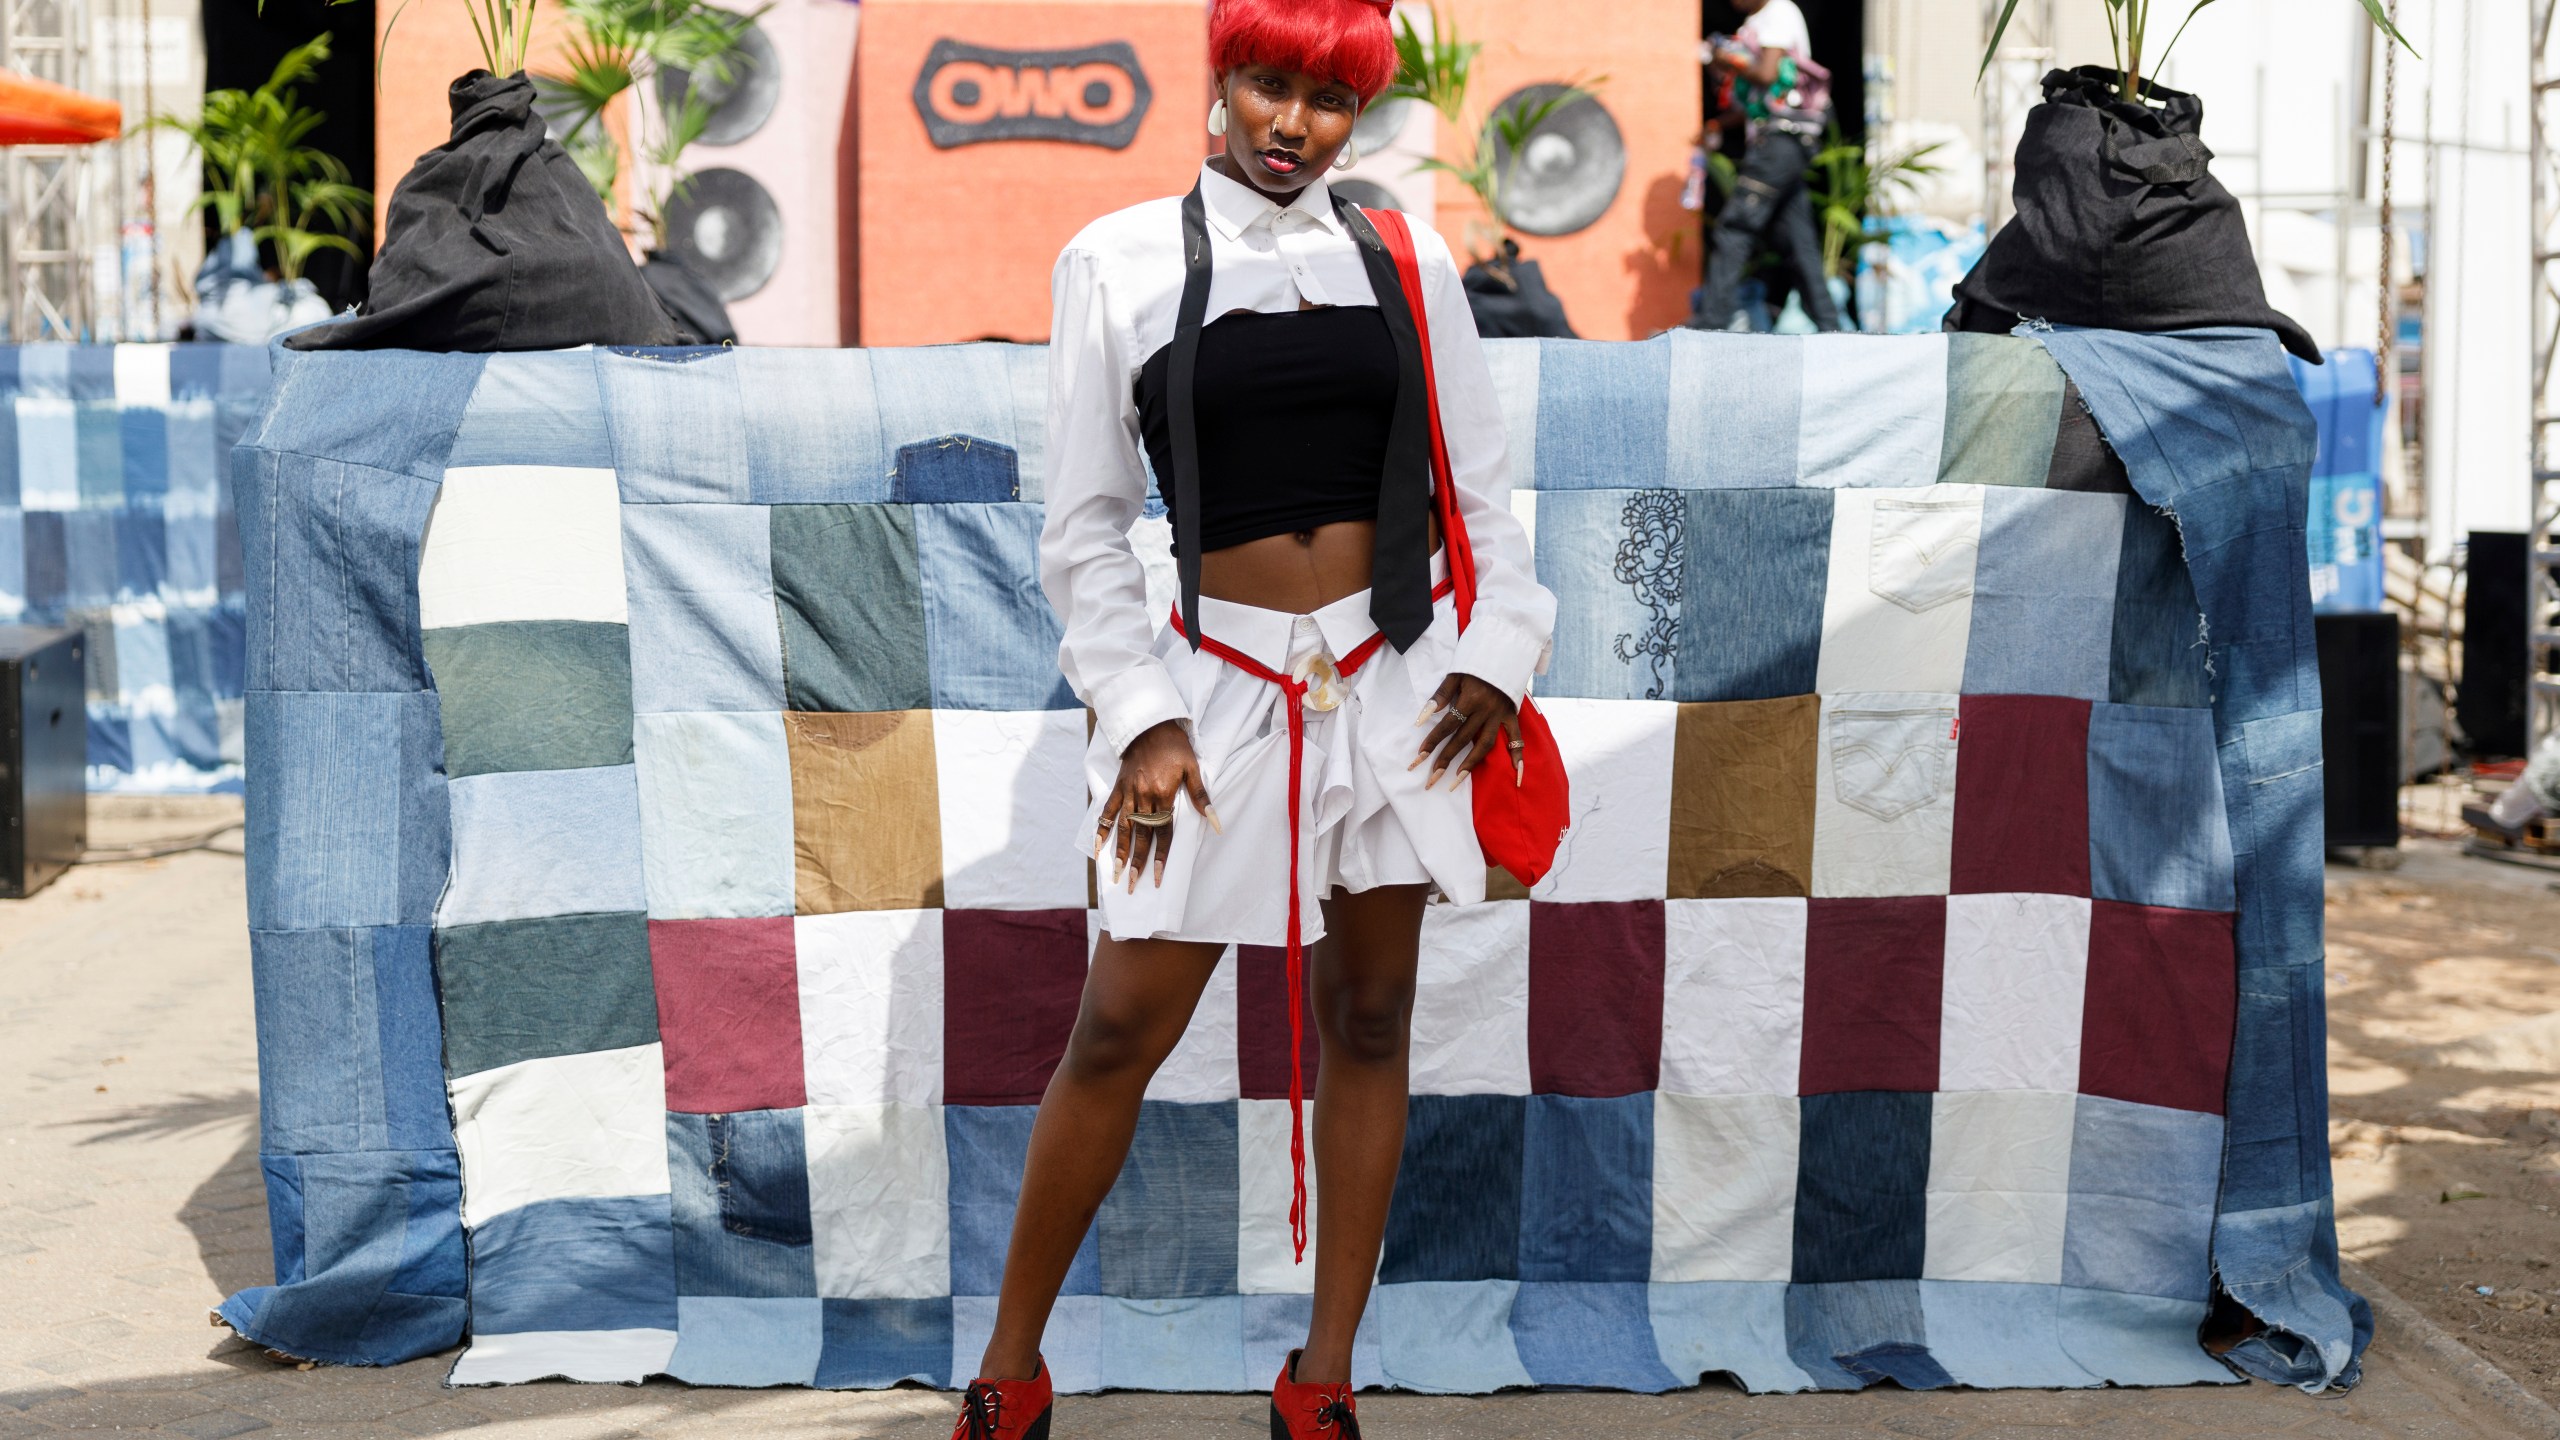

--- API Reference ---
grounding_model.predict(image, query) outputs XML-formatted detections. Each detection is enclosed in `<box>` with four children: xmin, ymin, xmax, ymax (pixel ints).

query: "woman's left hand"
<box><xmin>1411</xmin><ymin>673</ymin><xmax>1521</xmax><ymax>791</ymax></box>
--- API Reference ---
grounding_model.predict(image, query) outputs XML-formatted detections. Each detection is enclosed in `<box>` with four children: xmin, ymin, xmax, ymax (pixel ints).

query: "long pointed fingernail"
<box><xmin>1111</xmin><ymin>854</ymin><xmax>1125</xmax><ymax>884</ymax></box>
<box><xmin>1127</xmin><ymin>863</ymin><xmax>1141</xmax><ymax>894</ymax></box>
<box><xmin>1203</xmin><ymin>805</ymin><xmax>1224</xmax><ymax>835</ymax></box>
<box><xmin>1152</xmin><ymin>855</ymin><xmax>1166</xmax><ymax>887</ymax></box>
<box><xmin>1408</xmin><ymin>752</ymin><xmax>1427</xmax><ymax>771</ymax></box>
<box><xmin>1512</xmin><ymin>754</ymin><xmax>1524</xmax><ymax>786</ymax></box>
<box><xmin>1415</xmin><ymin>701</ymin><xmax>1439</xmax><ymax>728</ymax></box>
<box><xmin>1427</xmin><ymin>766</ymin><xmax>1447</xmax><ymax>790</ymax></box>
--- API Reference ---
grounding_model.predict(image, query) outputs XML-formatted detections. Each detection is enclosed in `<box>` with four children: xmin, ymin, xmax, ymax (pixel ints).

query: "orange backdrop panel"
<box><xmin>373</xmin><ymin>12</ymin><xmax>625</xmax><ymax>242</ymax></box>
<box><xmin>1435</xmin><ymin>0</ymin><xmax>1699</xmax><ymax>341</ymax></box>
<box><xmin>855</xmin><ymin>0</ymin><xmax>1208</xmax><ymax>346</ymax></box>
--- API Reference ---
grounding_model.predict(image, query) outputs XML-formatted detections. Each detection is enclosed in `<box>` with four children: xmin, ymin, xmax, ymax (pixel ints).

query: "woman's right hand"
<box><xmin>1097</xmin><ymin>720</ymin><xmax>1219</xmax><ymax>892</ymax></box>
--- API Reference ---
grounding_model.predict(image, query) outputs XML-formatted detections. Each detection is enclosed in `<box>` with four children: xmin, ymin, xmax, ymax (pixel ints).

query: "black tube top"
<box><xmin>1135</xmin><ymin>305</ymin><xmax>1398</xmax><ymax>555</ymax></box>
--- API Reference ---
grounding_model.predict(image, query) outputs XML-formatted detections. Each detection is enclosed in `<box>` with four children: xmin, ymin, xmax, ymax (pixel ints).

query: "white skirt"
<box><xmin>1083</xmin><ymin>561</ymin><xmax>1488</xmax><ymax>947</ymax></box>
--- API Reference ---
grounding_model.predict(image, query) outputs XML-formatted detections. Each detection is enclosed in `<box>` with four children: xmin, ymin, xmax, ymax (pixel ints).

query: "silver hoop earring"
<box><xmin>1207</xmin><ymin>98</ymin><xmax>1228</xmax><ymax>137</ymax></box>
<box><xmin>1334</xmin><ymin>138</ymin><xmax>1358</xmax><ymax>170</ymax></box>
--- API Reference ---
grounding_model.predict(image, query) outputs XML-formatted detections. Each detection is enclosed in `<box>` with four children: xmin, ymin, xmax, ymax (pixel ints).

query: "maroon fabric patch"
<box><xmin>1800</xmin><ymin>895</ymin><xmax>1946</xmax><ymax>1095</ymax></box>
<box><xmin>1950</xmin><ymin>694</ymin><xmax>2092</xmax><ymax>897</ymax></box>
<box><xmin>942</xmin><ymin>908</ymin><xmax>1088</xmax><ymax>1105</ymax></box>
<box><xmin>2081</xmin><ymin>900</ymin><xmax>2237</xmax><ymax>1115</ymax></box>
<box><xmin>1528</xmin><ymin>900</ymin><xmax>1666</xmax><ymax>1097</ymax></box>
<box><xmin>649</xmin><ymin>916</ymin><xmax>805</xmax><ymax>1113</ymax></box>
<box><xmin>1236</xmin><ymin>943</ymin><xmax>1323</xmax><ymax>1102</ymax></box>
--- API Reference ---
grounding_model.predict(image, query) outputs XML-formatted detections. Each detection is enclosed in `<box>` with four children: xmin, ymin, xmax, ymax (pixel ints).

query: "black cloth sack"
<box><xmin>1462</xmin><ymin>241</ymin><xmax>1577</xmax><ymax>339</ymax></box>
<box><xmin>1947</xmin><ymin>66</ymin><xmax>2317</xmax><ymax>362</ymax></box>
<box><xmin>641</xmin><ymin>253</ymin><xmax>736</xmax><ymax>345</ymax></box>
<box><xmin>287</xmin><ymin>71</ymin><xmax>689</xmax><ymax>352</ymax></box>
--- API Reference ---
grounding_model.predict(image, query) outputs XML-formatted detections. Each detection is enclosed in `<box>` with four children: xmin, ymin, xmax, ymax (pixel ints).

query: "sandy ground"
<box><xmin>2328</xmin><ymin>838</ymin><xmax>2560</xmax><ymax>1410</ymax></box>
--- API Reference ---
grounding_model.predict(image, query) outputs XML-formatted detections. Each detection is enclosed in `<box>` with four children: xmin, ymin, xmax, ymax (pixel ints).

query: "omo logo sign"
<box><xmin>914</xmin><ymin>39</ymin><xmax>1152</xmax><ymax>150</ymax></box>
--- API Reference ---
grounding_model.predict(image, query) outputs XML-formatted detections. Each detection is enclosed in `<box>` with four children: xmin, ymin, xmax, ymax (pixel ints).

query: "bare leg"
<box><xmin>1294</xmin><ymin>883</ymin><xmax>1428</xmax><ymax>1384</ymax></box>
<box><xmin>976</xmin><ymin>934</ymin><xmax>1225</xmax><ymax>1381</ymax></box>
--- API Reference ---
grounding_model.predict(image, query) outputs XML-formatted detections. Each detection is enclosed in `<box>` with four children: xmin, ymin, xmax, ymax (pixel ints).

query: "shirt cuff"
<box><xmin>1452</xmin><ymin>617</ymin><xmax>1550</xmax><ymax>709</ymax></box>
<box><xmin>1088</xmin><ymin>659</ymin><xmax>1192</xmax><ymax>756</ymax></box>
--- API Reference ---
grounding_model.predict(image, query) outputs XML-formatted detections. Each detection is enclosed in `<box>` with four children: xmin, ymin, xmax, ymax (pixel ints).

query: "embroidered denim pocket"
<box><xmin>708</xmin><ymin>1111</ymin><xmax>814</xmax><ymax>1246</ymax></box>
<box><xmin>1867</xmin><ymin>498</ymin><xmax>1978</xmax><ymax>614</ymax></box>
<box><xmin>1828</xmin><ymin>704</ymin><xmax>1957</xmax><ymax>822</ymax></box>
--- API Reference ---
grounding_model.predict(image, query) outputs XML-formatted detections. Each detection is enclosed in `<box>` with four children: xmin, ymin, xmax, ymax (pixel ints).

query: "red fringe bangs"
<box><xmin>1210</xmin><ymin>0</ymin><xmax>1400</xmax><ymax>103</ymax></box>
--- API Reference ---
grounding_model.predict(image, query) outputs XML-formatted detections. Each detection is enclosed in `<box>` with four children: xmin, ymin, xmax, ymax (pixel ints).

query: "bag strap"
<box><xmin>1344</xmin><ymin>204</ymin><xmax>1480</xmax><ymax>629</ymax></box>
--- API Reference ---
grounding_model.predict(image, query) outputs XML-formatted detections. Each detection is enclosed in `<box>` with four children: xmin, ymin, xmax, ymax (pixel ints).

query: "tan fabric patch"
<box><xmin>1669</xmin><ymin>695</ymin><xmax>1819</xmax><ymax>898</ymax></box>
<box><xmin>788</xmin><ymin>710</ymin><xmax>945</xmax><ymax>914</ymax></box>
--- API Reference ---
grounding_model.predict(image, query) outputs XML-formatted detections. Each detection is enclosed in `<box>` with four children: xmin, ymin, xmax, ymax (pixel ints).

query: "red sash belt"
<box><xmin>1166</xmin><ymin>574</ymin><xmax>1454</xmax><ymax>1264</ymax></box>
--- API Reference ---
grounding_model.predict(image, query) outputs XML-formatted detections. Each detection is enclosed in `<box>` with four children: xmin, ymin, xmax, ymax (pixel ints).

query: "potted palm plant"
<box><xmin>1947</xmin><ymin>0</ymin><xmax>2414</xmax><ymax>359</ymax></box>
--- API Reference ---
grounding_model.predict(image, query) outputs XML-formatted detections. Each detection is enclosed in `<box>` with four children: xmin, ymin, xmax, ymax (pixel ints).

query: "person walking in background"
<box><xmin>1691</xmin><ymin>0</ymin><xmax>1842</xmax><ymax>332</ymax></box>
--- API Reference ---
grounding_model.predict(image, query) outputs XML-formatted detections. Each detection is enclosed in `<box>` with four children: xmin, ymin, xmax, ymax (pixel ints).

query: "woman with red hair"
<box><xmin>955</xmin><ymin>1</ymin><xmax>1556</xmax><ymax>1435</ymax></box>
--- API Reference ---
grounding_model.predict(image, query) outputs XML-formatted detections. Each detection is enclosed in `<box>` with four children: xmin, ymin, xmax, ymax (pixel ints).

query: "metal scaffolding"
<box><xmin>0</xmin><ymin>0</ymin><xmax>91</xmax><ymax>341</ymax></box>
<box><xmin>2536</xmin><ymin>0</ymin><xmax>2560</xmax><ymax>753</ymax></box>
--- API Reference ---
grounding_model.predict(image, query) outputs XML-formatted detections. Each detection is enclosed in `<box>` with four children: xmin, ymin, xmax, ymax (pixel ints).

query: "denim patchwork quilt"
<box><xmin>0</xmin><ymin>344</ymin><xmax>268</xmax><ymax>791</ymax></box>
<box><xmin>226</xmin><ymin>330</ymin><xmax>2361</xmax><ymax>1394</ymax></box>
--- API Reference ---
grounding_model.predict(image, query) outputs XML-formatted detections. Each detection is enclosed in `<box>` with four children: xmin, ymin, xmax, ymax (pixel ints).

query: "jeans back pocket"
<box><xmin>1867</xmin><ymin>498</ymin><xmax>1978</xmax><ymax>614</ymax></box>
<box><xmin>1828</xmin><ymin>704</ymin><xmax>1957</xmax><ymax>822</ymax></box>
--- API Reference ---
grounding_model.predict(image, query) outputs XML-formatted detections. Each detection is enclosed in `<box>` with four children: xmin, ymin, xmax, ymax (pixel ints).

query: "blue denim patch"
<box><xmin>2086</xmin><ymin>703</ymin><xmax>2234</xmax><ymax>911</ymax></box>
<box><xmin>1799</xmin><ymin>335</ymin><xmax>1948</xmax><ymax>489</ymax></box>
<box><xmin>1962</xmin><ymin>488</ymin><xmax>2124</xmax><ymax>701</ymax></box>
<box><xmin>250</xmin><ymin>925</ymin><xmax>447</xmax><ymax>1156</ymax></box>
<box><xmin>621</xmin><ymin>502</ymin><xmax>786</xmax><ymax>714</ymax></box>
<box><xmin>238</xmin><ymin>450</ymin><xmax>441</xmax><ymax>694</ymax></box>
<box><xmin>1098</xmin><ymin>1100</ymin><xmax>1239</xmax><ymax>1299</ymax></box>
<box><xmin>770</xmin><ymin>503</ymin><xmax>931</xmax><ymax>713</ymax></box>
<box><xmin>2219</xmin><ymin>961</ymin><xmax>2330</xmax><ymax>1212</ymax></box>
<box><xmin>818</xmin><ymin>1297</ymin><xmax>954</xmax><ymax>1387</ymax></box>
<box><xmin>1646</xmin><ymin>1281</ymin><xmax>1815</xmax><ymax>1392</ymax></box>
<box><xmin>17</xmin><ymin>398</ymin><xmax>75</xmax><ymax>510</ymax></box>
<box><xmin>1241</xmin><ymin>1293</ymin><xmax>1386</xmax><ymax>1392</ymax></box>
<box><xmin>1783</xmin><ymin>1279</ymin><xmax>1936</xmax><ymax>1390</ymax></box>
<box><xmin>19</xmin><ymin>508</ymin><xmax>61</xmax><ymax>615</ymax></box>
<box><xmin>1912</xmin><ymin>1281</ymin><xmax>2087</xmax><ymax>1387</ymax></box>
<box><xmin>871</xmin><ymin>345</ymin><xmax>1043</xmax><ymax>491</ymax></box>
<box><xmin>2107</xmin><ymin>501</ymin><xmax>2212</xmax><ymax>708</ymax></box>
<box><xmin>448</xmin><ymin>351</ymin><xmax>614</xmax><ymax>470</ymax></box>
<box><xmin>1532</xmin><ymin>488</ymin><xmax>1685</xmax><ymax>701</ymax></box>
<box><xmin>894</xmin><ymin>436</ymin><xmax>1019</xmax><ymax>503</ymax></box>
<box><xmin>469</xmin><ymin>1194</ymin><xmax>679</xmax><ymax>1333</ymax></box>
<box><xmin>1372</xmin><ymin>1280</ymin><xmax>1532</xmax><ymax>1392</ymax></box>
<box><xmin>1673</xmin><ymin>488</ymin><xmax>1831</xmax><ymax>702</ymax></box>
<box><xmin>1792</xmin><ymin>1092</ymin><xmax>1930</xmax><ymax>1285</ymax></box>
<box><xmin>116</xmin><ymin>510</ymin><xmax>168</xmax><ymax>604</ymax></box>
<box><xmin>1665</xmin><ymin>331</ymin><xmax>1801</xmax><ymax>488</ymax></box>
<box><xmin>1380</xmin><ymin>1094</ymin><xmax>1525</xmax><ymax>1284</ymax></box>
<box><xmin>1533</xmin><ymin>338</ymin><xmax>1671</xmax><ymax>490</ymax></box>
<box><xmin>67</xmin><ymin>345</ymin><xmax>115</xmax><ymax>401</ymax></box>
<box><xmin>216</xmin><ymin>1147</ymin><xmax>466</xmax><ymax>1366</ymax></box>
<box><xmin>1519</xmin><ymin>1094</ymin><xmax>1652</xmax><ymax>1283</ymax></box>
<box><xmin>669</xmin><ymin>1110</ymin><xmax>817</xmax><ymax>1298</ymax></box>
<box><xmin>2211</xmin><ymin>1194</ymin><xmax>2370</xmax><ymax>1391</ymax></box>
<box><xmin>666</xmin><ymin>1296</ymin><xmax>824</xmax><ymax>1385</ymax></box>
<box><xmin>168</xmin><ymin>504</ymin><xmax>218</xmax><ymax>601</ymax></box>
<box><xmin>1511</xmin><ymin>1282</ymin><xmax>1682</xmax><ymax>1389</ymax></box>
<box><xmin>64</xmin><ymin>510</ymin><xmax>115</xmax><ymax>609</ymax></box>
<box><xmin>251</xmin><ymin>349</ymin><xmax>482</xmax><ymax>483</ymax></box>
<box><xmin>740</xmin><ymin>350</ymin><xmax>890</xmax><ymax>504</ymax></box>
<box><xmin>120</xmin><ymin>405</ymin><xmax>169</xmax><ymax>502</ymax></box>
<box><xmin>944</xmin><ymin>1105</ymin><xmax>1100</xmax><ymax>1296</ymax></box>
<box><xmin>2062</xmin><ymin>1096</ymin><xmax>2221</xmax><ymax>1301</ymax></box>
<box><xmin>597</xmin><ymin>348</ymin><xmax>749</xmax><ymax>503</ymax></box>
<box><xmin>1099</xmin><ymin>1296</ymin><xmax>1249</xmax><ymax>1391</ymax></box>
<box><xmin>915</xmin><ymin>502</ymin><xmax>1075</xmax><ymax>710</ymax></box>
<box><xmin>2223</xmin><ymin>710</ymin><xmax>2326</xmax><ymax>971</ymax></box>
<box><xmin>76</xmin><ymin>403</ymin><xmax>123</xmax><ymax>507</ymax></box>
<box><xmin>2054</xmin><ymin>1287</ymin><xmax>2235</xmax><ymax>1386</ymax></box>
<box><xmin>243</xmin><ymin>689</ymin><xmax>448</xmax><ymax>930</ymax></box>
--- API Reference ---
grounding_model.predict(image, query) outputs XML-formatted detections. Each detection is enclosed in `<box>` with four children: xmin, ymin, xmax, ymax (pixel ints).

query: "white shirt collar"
<box><xmin>1198</xmin><ymin>161</ymin><xmax>1345</xmax><ymax>241</ymax></box>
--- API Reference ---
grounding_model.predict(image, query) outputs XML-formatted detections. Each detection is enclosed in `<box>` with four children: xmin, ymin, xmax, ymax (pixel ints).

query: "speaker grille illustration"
<box><xmin>1488</xmin><ymin>83</ymin><xmax>1624</xmax><ymax>237</ymax></box>
<box><xmin>667</xmin><ymin>167</ymin><xmax>784</xmax><ymax>300</ymax></box>
<box><xmin>658</xmin><ymin>21</ymin><xmax>782</xmax><ymax>146</ymax></box>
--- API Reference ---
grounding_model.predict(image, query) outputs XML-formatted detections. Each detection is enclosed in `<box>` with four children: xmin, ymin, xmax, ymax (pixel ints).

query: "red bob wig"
<box><xmin>1209</xmin><ymin>0</ymin><xmax>1400</xmax><ymax>104</ymax></box>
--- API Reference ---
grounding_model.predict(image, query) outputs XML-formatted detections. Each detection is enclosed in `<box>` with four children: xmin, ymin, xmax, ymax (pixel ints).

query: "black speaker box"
<box><xmin>2462</xmin><ymin>530</ymin><xmax>2529</xmax><ymax>758</ymax></box>
<box><xmin>2317</xmin><ymin>612</ymin><xmax>2401</xmax><ymax>849</ymax></box>
<box><xmin>0</xmin><ymin>626</ymin><xmax>86</xmax><ymax>898</ymax></box>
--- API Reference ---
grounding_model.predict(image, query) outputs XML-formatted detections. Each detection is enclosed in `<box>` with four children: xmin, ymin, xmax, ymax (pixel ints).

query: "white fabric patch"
<box><xmin>1237</xmin><ymin>1098</ymin><xmax>1316</xmax><ymax>1295</ymax></box>
<box><xmin>1651</xmin><ymin>1092</ymin><xmax>1800</xmax><ymax>1283</ymax></box>
<box><xmin>420</xmin><ymin>466</ymin><xmax>628</xmax><ymax>629</ymax></box>
<box><xmin>1797</xmin><ymin>333</ymin><xmax>1948</xmax><ymax>488</ymax></box>
<box><xmin>1482</xmin><ymin>337</ymin><xmax>1540</xmax><ymax>489</ymax></box>
<box><xmin>1411</xmin><ymin>900</ymin><xmax>1531</xmax><ymax>1095</ymax></box>
<box><xmin>1147</xmin><ymin>946</ymin><xmax>1240</xmax><ymax>1104</ymax></box>
<box><xmin>113</xmin><ymin>344</ymin><xmax>172</xmax><ymax>408</ymax></box>
<box><xmin>1925</xmin><ymin>1089</ymin><xmax>2076</xmax><ymax>1284</ymax></box>
<box><xmin>450</xmin><ymin>1044</ymin><xmax>670</xmax><ymax>1229</ymax></box>
<box><xmin>933</xmin><ymin>709</ymin><xmax>1089</xmax><ymax>911</ymax></box>
<box><xmin>1811</xmin><ymin>691</ymin><xmax>1960</xmax><ymax>898</ymax></box>
<box><xmin>447</xmin><ymin>1327</ymin><xmax>679</xmax><ymax>1386</ymax></box>
<box><xmin>633</xmin><ymin>710</ymin><xmax>797</xmax><ymax>919</ymax></box>
<box><xmin>1940</xmin><ymin>892</ymin><xmax>2092</xmax><ymax>1093</ymax></box>
<box><xmin>798</xmin><ymin>909</ymin><xmax>945</xmax><ymax>1108</ymax></box>
<box><xmin>1531</xmin><ymin>698</ymin><xmax>1677</xmax><ymax>903</ymax></box>
<box><xmin>1815</xmin><ymin>485</ymin><xmax>1982</xmax><ymax>695</ymax></box>
<box><xmin>807</xmin><ymin>1102</ymin><xmax>951</xmax><ymax>1299</ymax></box>
<box><xmin>1661</xmin><ymin>898</ymin><xmax>1806</xmax><ymax>1097</ymax></box>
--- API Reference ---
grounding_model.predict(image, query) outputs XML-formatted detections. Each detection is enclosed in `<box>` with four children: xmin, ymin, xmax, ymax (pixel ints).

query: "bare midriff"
<box><xmin>1196</xmin><ymin>518</ymin><xmax>1440</xmax><ymax>614</ymax></box>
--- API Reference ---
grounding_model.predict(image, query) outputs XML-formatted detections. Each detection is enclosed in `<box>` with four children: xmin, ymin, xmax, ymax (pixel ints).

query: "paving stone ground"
<box><xmin>0</xmin><ymin>800</ymin><xmax>2538</xmax><ymax>1438</ymax></box>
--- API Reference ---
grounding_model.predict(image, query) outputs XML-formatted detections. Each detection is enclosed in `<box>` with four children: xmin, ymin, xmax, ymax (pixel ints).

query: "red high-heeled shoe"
<box><xmin>1269</xmin><ymin>1350</ymin><xmax>1361</xmax><ymax>1438</ymax></box>
<box><xmin>950</xmin><ymin>1359</ymin><xmax>1052</xmax><ymax>1440</ymax></box>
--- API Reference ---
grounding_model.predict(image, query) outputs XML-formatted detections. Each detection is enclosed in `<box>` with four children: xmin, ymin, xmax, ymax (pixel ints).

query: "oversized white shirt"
<box><xmin>1040</xmin><ymin>162</ymin><xmax>1556</xmax><ymax>755</ymax></box>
